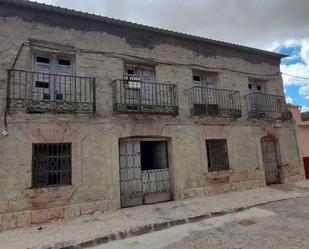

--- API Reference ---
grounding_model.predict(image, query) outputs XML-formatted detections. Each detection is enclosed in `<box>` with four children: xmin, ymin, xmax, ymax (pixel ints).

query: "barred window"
<box><xmin>32</xmin><ymin>143</ymin><xmax>72</xmax><ymax>188</ymax></box>
<box><xmin>206</xmin><ymin>139</ymin><xmax>229</xmax><ymax>172</ymax></box>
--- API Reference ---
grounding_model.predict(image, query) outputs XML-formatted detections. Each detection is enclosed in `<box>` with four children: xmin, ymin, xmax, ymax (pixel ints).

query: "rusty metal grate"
<box><xmin>206</xmin><ymin>139</ymin><xmax>229</xmax><ymax>172</ymax></box>
<box><xmin>32</xmin><ymin>143</ymin><xmax>72</xmax><ymax>188</ymax></box>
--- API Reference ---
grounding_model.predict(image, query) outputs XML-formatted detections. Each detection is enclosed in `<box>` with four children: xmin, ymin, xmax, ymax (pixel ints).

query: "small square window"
<box><xmin>36</xmin><ymin>56</ymin><xmax>50</xmax><ymax>64</ymax></box>
<box><xmin>56</xmin><ymin>93</ymin><xmax>64</xmax><ymax>100</ymax></box>
<box><xmin>35</xmin><ymin>81</ymin><xmax>49</xmax><ymax>88</ymax></box>
<box><xmin>58</xmin><ymin>59</ymin><xmax>71</xmax><ymax>66</ymax></box>
<box><xmin>193</xmin><ymin>75</ymin><xmax>201</xmax><ymax>81</ymax></box>
<box><xmin>43</xmin><ymin>93</ymin><xmax>50</xmax><ymax>100</ymax></box>
<box><xmin>32</xmin><ymin>143</ymin><xmax>72</xmax><ymax>188</ymax></box>
<box><xmin>206</xmin><ymin>139</ymin><xmax>229</xmax><ymax>172</ymax></box>
<box><xmin>248</xmin><ymin>83</ymin><xmax>252</xmax><ymax>89</ymax></box>
<box><xmin>127</xmin><ymin>69</ymin><xmax>135</xmax><ymax>75</ymax></box>
<box><xmin>257</xmin><ymin>85</ymin><xmax>262</xmax><ymax>91</ymax></box>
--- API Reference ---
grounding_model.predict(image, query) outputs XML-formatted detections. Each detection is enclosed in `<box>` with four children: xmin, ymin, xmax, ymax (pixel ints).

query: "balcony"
<box><xmin>188</xmin><ymin>86</ymin><xmax>242</xmax><ymax>118</ymax></box>
<box><xmin>7</xmin><ymin>70</ymin><xmax>96</xmax><ymax>113</ymax></box>
<box><xmin>246</xmin><ymin>92</ymin><xmax>290</xmax><ymax>119</ymax></box>
<box><xmin>111</xmin><ymin>79</ymin><xmax>178</xmax><ymax>115</ymax></box>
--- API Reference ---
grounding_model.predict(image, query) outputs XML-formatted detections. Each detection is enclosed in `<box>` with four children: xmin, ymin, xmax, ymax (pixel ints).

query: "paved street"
<box><xmin>93</xmin><ymin>195</ymin><xmax>309</xmax><ymax>249</ymax></box>
<box><xmin>4</xmin><ymin>185</ymin><xmax>307</xmax><ymax>249</ymax></box>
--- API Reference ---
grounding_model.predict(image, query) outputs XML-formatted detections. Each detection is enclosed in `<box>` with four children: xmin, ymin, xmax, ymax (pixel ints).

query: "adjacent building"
<box><xmin>289</xmin><ymin>105</ymin><xmax>309</xmax><ymax>179</ymax></box>
<box><xmin>301</xmin><ymin>111</ymin><xmax>309</xmax><ymax>122</ymax></box>
<box><xmin>0</xmin><ymin>0</ymin><xmax>305</xmax><ymax>230</ymax></box>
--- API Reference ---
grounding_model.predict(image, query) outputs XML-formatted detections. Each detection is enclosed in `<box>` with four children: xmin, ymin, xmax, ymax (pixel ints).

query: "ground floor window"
<box><xmin>32</xmin><ymin>143</ymin><xmax>72</xmax><ymax>187</ymax></box>
<box><xmin>206</xmin><ymin>139</ymin><xmax>229</xmax><ymax>172</ymax></box>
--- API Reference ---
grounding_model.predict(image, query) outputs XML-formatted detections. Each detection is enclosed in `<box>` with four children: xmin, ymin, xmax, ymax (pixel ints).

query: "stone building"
<box><xmin>0</xmin><ymin>0</ymin><xmax>305</xmax><ymax>230</ymax></box>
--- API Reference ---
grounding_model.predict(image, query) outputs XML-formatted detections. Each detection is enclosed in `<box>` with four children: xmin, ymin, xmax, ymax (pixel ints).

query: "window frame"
<box><xmin>32</xmin><ymin>51</ymin><xmax>75</xmax><ymax>76</ymax></box>
<box><xmin>206</xmin><ymin>139</ymin><xmax>229</xmax><ymax>172</ymax></box>
<box><xmin>192</xmin><ymin>71</ymin><xmax>218</xmax><ymax>88</ymax></box>
<box><xmin>248</xmin><ymin>79</ymin><xmax>267</xmax><ymax>93</ymax></box>
<box><xmin>30</xmin><ymin>51</ymin><xmax>75</xmax><ymax>102</ymax></box>
<box><xmin>31</xmin><ymin>143</ymin><xmax>72</xmax><ymax>188</ymax></box>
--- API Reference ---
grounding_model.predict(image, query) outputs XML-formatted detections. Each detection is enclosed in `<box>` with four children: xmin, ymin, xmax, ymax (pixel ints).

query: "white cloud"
<box><xmin>301</xmin><ymin>40</ymin><xmax>309</xmax><ymax>64</ymax></box>
<box><xmin>34</xmin><ymin>0</ymin><xmax>56</xmax><ymax>5</ymax></box>
<box><xmin>286</xmin><ymin>96</ymin><xmax>293</xmax><ymax>103</ymax></box>
<box><xmin>281</xmin><ymin>62</ymin><xmax>309</xmax><ymax>85</ymax></box>
<box><xmin>301</xmin><ymin>106</ymin><xmax>309</xmax><ymax>112</ymax></box>
<box><xmin>283</xmin><ymin>55</ymin><xmax>300</xmax><ymax>61</ymax></box>
<box><xmin>279</xmin><ymin>39</ymin><xmax>309</xmax><ymax>100</ymax></box>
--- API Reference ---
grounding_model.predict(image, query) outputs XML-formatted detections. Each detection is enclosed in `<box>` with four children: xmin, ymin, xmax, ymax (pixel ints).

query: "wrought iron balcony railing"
<box><xmin>7</xmin><ymin>70</ymin><xmax>96</xmax><ymax>113</ymax></box>
<box><xmin>188</xmin><ymin>86</ymin><xmax>242</xmax><ymax>117</ymax></box>
<box><xmin>111</xmin><ymin>79</ymin><xmax>178</xmax><ymax>115</ymax></box>
<box><xmin>246</xmin><ymin>92</ymin><xmax>290</xmax><ymax>118</ymax></box>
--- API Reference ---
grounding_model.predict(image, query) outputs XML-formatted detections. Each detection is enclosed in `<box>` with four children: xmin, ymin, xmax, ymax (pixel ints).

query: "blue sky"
<box><xmin>32</xmin><ymin>0</ymin><xmax>309</xmax><ymax>112</ymax></box>
<box><xmin>275</xmin><ymin>40</ymin><xmax>309</xmax><ymax>112</ymax></box>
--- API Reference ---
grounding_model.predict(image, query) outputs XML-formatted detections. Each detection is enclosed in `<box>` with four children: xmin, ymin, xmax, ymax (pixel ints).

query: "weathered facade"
<box><xmin>0</xmin><ymin>0</ymin><xmax>305</xmax><ymax>230</ymax></box>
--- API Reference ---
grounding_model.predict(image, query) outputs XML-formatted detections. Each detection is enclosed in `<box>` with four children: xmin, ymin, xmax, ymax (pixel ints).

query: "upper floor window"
<box><xmin>32</xmin><ymin>143</ymin><xmax>72</xmax><ymax>188</ymax></box>
<box><xmin>248</xmin><ymin>79</ymin><xmax>266</xmax><ymax>93</ymax></box>
<box><xmin>33</xmin><ymin>53</ymin><xmax>73</xmax><ymax>76</ymax></box>
<box><xmin>32</xmin><ymin>53</ymin><xmax>74</xmax><ymax>101</ymax></box>
<box><xmin>7</xmin><ymin>51</ymin><xmax>95</xmax><ymax>114</ymax></box>
<box><xmin>124</xmin><ymin>64</ymin><xmax>155</xmax><ymax>83</ymax></box>
<box><xmin>193</xmin><ymin>71</ymin><xmax>217</xmax><ymax>88</ymax></box>
<box><xmin>123</xmin><ymin>64</ymin><xmax>155</xmax><ymax>94</ymax></box>
<box><xmin>112</xmin><ymin>63</ymin><xmax>178</xmax><ymax>115</ymax></box>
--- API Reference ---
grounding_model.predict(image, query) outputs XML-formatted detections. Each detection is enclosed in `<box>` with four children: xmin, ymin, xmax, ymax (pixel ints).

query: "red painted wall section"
<box><xmin>303</xmin><ymin>157</ymin><xmax>309</xmax><ymax>179</ymax></box>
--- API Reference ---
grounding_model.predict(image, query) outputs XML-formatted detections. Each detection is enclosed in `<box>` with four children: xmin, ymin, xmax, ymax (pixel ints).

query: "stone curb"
<box><xmin>39</xmin><ymin>196</ymin><xmax>299</xmax><ymax>249</ymax></box>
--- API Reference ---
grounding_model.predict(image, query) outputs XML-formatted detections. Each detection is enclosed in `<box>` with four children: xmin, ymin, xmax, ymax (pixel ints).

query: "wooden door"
<box><xmin>261</xmin><ymin>139</ymin><xmax>279</xmax><ymax>184</ymax></box>
<box><xmin>123</xmin><ymin>67</ymin><xmax>141</xmax><ymax>106</ymax></box>
<box><xmin>33</xmin><ymin>54</ymin><xmax>73</xmax><ymax>102</ymax></box>
<box><xmin>249</xmin><ymin>81</ymin><xmax>266</xmax><ymax>112</ymax></box>
<box><xmin>119</xmin><ymin>141</ymin><xmax>143</xmax><ymax>207</ymax></box>
<box><xmin>140</xmin><ymin>69</ymin><xmax>155</xmax><ymax>106</ymax></box>
<box><xmin>201</xmin><ymin>74</ymin><xmax>216</xmax><ymax>104</ymax></box>
<box><xmin>193</xmin><ymin>73</ymin><xmax>217</xmax><ymax>105</ymax></box>
<box><xmin>54</xmin><ymin>57</ymin><xmax>73</xmax><ymax>102</ymax></box>
<box><xmin>33</xmin><ymin>54</ymin><xmax>52</xmax><ymax>101</ymax></box>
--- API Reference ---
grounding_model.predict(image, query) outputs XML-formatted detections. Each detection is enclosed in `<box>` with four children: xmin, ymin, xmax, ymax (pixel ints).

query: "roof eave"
<box><xmin>1</xmin><ymin>0</ymin><xmax>287</xmax><ymax>59</ymax></box>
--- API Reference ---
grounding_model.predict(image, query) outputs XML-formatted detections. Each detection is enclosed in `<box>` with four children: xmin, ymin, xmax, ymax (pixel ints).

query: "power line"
<box><xmin>281</xmin><ymin>72</ymin><xmax>309</xmax><ymax>81</ymax></box>
<box><xmin>12</xmin><ymin>42</ymin><xmax>281</xmax><ymax>78</ymax></box>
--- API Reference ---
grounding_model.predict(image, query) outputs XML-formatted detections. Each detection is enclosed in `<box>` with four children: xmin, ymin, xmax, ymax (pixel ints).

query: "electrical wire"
<box><xmin>78</xmin><ymin>49</ymin><xmax>281</xmax><ymax>77</ymax></box>
<box><xmin>281</xmin><ymin>72</ymin><xmax>309</xmax><ymax>81</ymax></box>
<box><xmin>15</xmin><ymin>41</ymin><xmax>282</xmax><ymax>77</ymax></box>
<box><xmin>2</xmin><ymin>41</ymin><xmax>284</xmax><ymax>132</ymax></box>
<box><xmin>10</xmin><ymin>42</ymin><xmax>30</xmax><ymax>71</ymax></box>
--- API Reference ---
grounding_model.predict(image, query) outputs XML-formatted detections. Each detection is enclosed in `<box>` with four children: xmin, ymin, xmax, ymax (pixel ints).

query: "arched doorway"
<box><xmin>261</xmin><ymin>137</ymin><xmax>280</xmax><ymax>184</ymax></box>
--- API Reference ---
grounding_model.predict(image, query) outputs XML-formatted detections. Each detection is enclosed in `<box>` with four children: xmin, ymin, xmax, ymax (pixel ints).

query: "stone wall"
<box><xmin>0</xmin><ymin>5</ymin><xmax>305</xmax><ymax>231</ymax></box>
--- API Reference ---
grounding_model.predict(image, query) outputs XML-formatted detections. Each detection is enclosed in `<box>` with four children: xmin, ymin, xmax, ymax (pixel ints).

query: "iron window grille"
<box><xmin>32</xmin><ymin>143</ymin><xmax>72</xmax><ymax>188</ymax></box>
<box><xmin>206</xmin><ymin>139</ymin><xmax>229</xmax><ymax>172</ymax></box>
